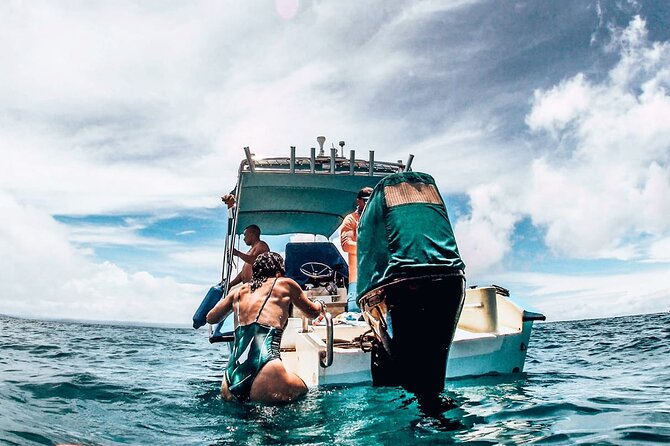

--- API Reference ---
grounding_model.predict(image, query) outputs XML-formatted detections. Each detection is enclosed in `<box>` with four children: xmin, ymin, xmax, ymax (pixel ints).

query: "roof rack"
<box><xmin>241</xmin><ymin>145</ymin><xmax>413</xmax><ymax>177</ymax></box>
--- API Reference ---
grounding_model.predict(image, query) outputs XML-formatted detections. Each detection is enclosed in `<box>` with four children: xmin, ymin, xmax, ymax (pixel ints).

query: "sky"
<box><xmin>2</xmin><ymin>0</ymin><xmax>670</xmax><ymax>326</ymax></box>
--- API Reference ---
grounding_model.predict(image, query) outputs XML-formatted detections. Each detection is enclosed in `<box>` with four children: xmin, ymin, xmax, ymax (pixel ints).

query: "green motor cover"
<box><xmin>357</xmin><ymin>172</ymin><xmax>465</xmax><ymax>302</ymax></box>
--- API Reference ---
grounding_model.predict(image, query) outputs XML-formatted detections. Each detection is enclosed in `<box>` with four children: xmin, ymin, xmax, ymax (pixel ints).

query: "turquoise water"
<box><xmin>1</xmin><ymin>313</ymin><xmax>669</xmax><ymax>445</ymax></box>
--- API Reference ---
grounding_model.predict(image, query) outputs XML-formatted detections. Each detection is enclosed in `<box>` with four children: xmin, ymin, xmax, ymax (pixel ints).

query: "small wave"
<box><xmin>617</xmin><ymin>427</ymin><xmax>670</xmax><ymax>443</ymax></box>
<box><xmin>5</xmin><ymin>429</ymin><xmax>53</xmax><ymax>446</ymax></box>
<box><xmin>489</xmin><ymin>401</ymin><xmax>604</xmax><ymax>421</ymax></box>
<box><xmin>587</xmin><ymin>395</ymin><xmax>659</xmax><ymax>406</ymax></box>
<box><xmin>610</xmin><ymin>335</ymin><xmax>664</xmax><ymax>354</ymax></box>
<box><xmin>16</xmin><ymin>372</ymin><xmax>148</xmax><ymax>404</ymax></box>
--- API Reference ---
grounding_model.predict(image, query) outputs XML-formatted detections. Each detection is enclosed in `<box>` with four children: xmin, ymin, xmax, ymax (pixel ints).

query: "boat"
<box><xmin>193</xmin><ymin>138</ymin><xmax>545</xmax><ymax>393</ymax></box>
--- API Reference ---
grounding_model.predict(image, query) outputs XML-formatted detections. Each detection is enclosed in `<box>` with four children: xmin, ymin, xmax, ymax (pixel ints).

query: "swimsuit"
<box><xmin>224</xmin><ymin>278</ymin><xmax>284</xmax><ymax>401</ymax></box>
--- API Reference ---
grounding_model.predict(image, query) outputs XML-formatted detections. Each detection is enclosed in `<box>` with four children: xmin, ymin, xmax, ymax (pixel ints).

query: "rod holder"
<box><xmin>330</xmin><ymin>148</ymin><xmax>337</xmax><ymax>174</ymax></box>
<box><xmin>405</xmin><ymin>154</ymin><xmax>414</xmax><ymax>172</ymax></box>
<box><xmin>368</xmin><ymin>150</ymin><xmax>375</xmax><ymax>176</ymax></box>
<box><xmin>310</xmin><ymin>147</ymin><xmax>316</xmax><ymax>173</ymax></box>
<box><xmin>244</xmin><ymin>147</ymin><xmax>255</xmax><ymax>173</ymax></box>
<box><xmin>349</xmin><ymin>150</ymin><xmax>355</xmax><ymax>175</ymax></box>
<box><xmin>290</xmin><ymin>146</ymin><xmax>296</xmax><ymax>173</ymax></box>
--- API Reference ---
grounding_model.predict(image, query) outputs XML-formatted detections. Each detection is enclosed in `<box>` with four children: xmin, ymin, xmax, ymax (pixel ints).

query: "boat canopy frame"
<box><xmin>220</xmin><ymin>148</ymin><xmax>412</xmax><ymax>296</ymax></box>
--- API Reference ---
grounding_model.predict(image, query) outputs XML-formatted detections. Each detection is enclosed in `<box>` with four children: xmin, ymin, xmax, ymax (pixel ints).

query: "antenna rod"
<box><xmin>330</xmin><ymin>148</ymin><xmax>337</xmax><ymax>174</ymax></box>
<box><xmin>368</xmin><ymin>150</ymin><xmax>375</xmax><ymax>176</ymax></box>
<box><xmin>349</xmin><ymin>149</ymin><xmax>355</xmax><ymax>175</ymax></box>
<box><xmin>317</xmin><ymin>136</ymin><xmax>326</xmax><ymax>157</ymax></box>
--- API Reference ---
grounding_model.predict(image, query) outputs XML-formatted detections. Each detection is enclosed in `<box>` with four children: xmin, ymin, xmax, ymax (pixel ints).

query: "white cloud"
<box><xmin>456</xmin><ymin>15</ymin><xmax>670</xmax><ymax>274</ymax></box>
<box><xmin>66</xmin><ymin>222</ymin><xmax>169</xmax><ymax>248</ymax></box>
<box><xmin>495</xmin><ymin>268</ymin><xmax>670</xmax><ymax>321</ymax></box>
<box><xmin>647</xmin><ymin>237</ymin><xmax>670</xmax><ymax>263</ymax></box>
<box><xmin>2</xmin><ymin>3</ymin><xmax>669</xmax><ymax>323</ymax></box>
<box><xmin>0</xmin><ymin>1</ymin><xmax>496</xmax><ymax>219</ymax></box>
<box><xmin>523</xmin><ymin>16</ymin><xmax>670</xmax><ymax>260</ymax></box>
<box><xmin>0</xmin><ymin>1</ymin><xmax>442</xmax><ymax>217</ymax></box>
<box><xmin>0</xmin><ymin>192</ymin><xmax>202</xmax><ymax>325</ymax></box>
<box><xmin>525</xmin><ymin>73</ymin><xmax>593</xmax><ymax>137</ymax></box>
<box><xmin>454</xmin><ymin>183</ymin><xmax>520</xmax><ymax>277</ymax></box>
<box><xmin>1</xmin><ymin>119</ymin><xmax>225</xmax><ymax>215</ymax></box>
<box><xmin>405</xmin><ymin>121</ymin><xmax>530</xmax><ymax>195</ymax></box>
<box><xmin>168</xmin><ymin>247</ymin><xmax>226</xmax><ymax>271</ymax></box>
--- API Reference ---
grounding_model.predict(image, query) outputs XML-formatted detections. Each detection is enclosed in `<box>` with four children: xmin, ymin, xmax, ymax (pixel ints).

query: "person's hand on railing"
<box><xmin>311</xmin><ymin>300</ymin><xmax>327</xmax><ymax>325</ymax></box>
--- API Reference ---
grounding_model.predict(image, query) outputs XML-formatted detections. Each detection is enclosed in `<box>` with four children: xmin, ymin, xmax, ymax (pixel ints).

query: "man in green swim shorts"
<box><xmin>207</xmin><ymin>252</ymin><xmax>324</xmax><ymax>403</ymax></box>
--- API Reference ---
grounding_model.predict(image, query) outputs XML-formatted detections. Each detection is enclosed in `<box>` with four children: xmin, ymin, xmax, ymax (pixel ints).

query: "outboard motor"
<box><xmin>357</xmin><ymin>172</ymin><xmax>465</xmax><ymax>396</ymax></box>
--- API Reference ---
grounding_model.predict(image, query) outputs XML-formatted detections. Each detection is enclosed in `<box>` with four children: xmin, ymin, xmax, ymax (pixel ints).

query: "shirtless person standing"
<box><xmin>222</xmin><ymin>194</ymin><xmax>270</xmax><ymax>288</ymax></box>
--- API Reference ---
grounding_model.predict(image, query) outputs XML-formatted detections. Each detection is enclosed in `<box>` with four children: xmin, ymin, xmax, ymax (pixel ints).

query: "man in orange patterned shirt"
<box><xmin>339</xmin><ymin>187</ymin><xmax>373</xmax><ymax>312</ymax></box>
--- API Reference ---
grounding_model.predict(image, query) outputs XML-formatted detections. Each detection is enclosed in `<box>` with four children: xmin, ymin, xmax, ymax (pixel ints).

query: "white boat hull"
<box><xmin>280</xmin><ymin>286</ymin><xmax>542</xmax><ymax>387</ymax></box>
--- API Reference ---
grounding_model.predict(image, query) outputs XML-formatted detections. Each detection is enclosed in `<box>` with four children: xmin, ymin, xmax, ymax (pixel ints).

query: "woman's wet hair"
<box><xmin>249</xmin><ymin>252</ymin><xmax>285</xmax><ymax>291</ymax></box>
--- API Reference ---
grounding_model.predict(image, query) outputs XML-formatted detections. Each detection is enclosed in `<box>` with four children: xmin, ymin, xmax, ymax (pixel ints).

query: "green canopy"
<box><xmin>357</xmin><ymin>172</ymin><xmax>465</xmax><ymax>300</ymax></box>
<box><xmin>235</xmin><ymin>171</ymin><xmax>382</xmax><ymax>236</ymax></box>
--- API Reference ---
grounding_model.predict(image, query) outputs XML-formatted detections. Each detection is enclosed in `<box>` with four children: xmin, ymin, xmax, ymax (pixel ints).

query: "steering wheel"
<box><xmin>300</xmin><ymin>262</ymin><xmax>334</xmax><ymax>280</ymax></box>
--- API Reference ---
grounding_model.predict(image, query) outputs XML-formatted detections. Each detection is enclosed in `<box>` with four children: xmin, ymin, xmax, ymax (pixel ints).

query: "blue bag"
<box><xmin>192</xmin><ymin>284</ymin><xmax>224</xmax><ymax>329</ymax></box>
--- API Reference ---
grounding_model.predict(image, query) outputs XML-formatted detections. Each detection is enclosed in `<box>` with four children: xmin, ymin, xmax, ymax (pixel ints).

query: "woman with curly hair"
<box><xmin>207</xmin><ymin>252</ymin><xmax>324</xmax><ymax>403</ymax></box>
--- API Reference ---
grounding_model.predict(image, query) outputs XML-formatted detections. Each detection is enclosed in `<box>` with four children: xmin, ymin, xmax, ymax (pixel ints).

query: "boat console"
<box><xmin>284</xmin><ymin>242</ymin><xmax>349</xmax><ymax>318</ymax></box>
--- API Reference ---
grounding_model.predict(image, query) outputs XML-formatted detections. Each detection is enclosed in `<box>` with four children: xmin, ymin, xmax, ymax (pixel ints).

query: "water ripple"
<box><xmin>1</xmin><ymin>312</ymin><xmax>669</xmax><ymax>445</ymax></box>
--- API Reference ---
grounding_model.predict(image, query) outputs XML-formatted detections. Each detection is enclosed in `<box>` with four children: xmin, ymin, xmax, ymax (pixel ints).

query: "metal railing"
<box><xmin>320</xmin><ymin>311</ymin><xmax>334</xmax><ymax>368</ymax></box>
<box><xmin>239</xmin><ymin>150</ymin><xmax>411</xmax><ymax>177</ymax></box>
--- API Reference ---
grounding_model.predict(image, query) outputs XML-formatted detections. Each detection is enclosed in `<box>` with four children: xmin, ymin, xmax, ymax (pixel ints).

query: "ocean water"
<box><xmin>1</xmin><ymin>313</ymin><xmax>668</xmax><ymax>445</ymax></box>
